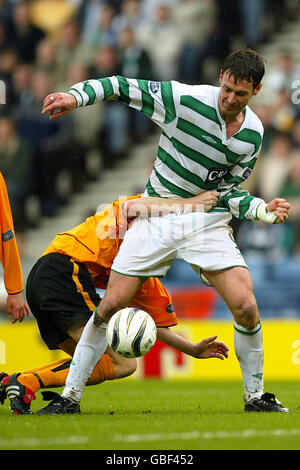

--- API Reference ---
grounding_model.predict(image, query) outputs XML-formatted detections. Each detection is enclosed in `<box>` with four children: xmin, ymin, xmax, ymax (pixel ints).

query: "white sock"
<box><xmin>62</xmin><ymin>313</ymin><xmax>108</xmax><ymax>402</ymax></box>
<box><xmin>234</xmin><ymin>321</ymin><xmax>264</xmax><ymax>403</ymax></box>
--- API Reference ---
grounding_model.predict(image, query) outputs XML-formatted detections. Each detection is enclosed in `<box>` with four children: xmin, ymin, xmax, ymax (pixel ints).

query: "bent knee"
<box><xmin>233</xmin><ymin>298</ymin><xmax>259</xmax><ymax>329</ymax></box>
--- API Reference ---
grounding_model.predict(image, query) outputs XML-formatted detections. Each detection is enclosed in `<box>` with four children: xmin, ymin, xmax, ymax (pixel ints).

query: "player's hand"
<box><xmin>6</xmin><ymin>293</ymin><xmax>30</xmax><ymax>324</ymax></box>
<box><xmin>190</xmin><ymin>191</ymin><xmax>219</xmax><ymax>212</ymax></box>
<box><xmin>192</xmin><ymin>335</ymin><xmax>229</xmax><ymax>360</ymax></box>
<box><xmin>41</xmin><ymin>92</ymin><xmax>77</xmax><ymax>120</ymax></box>
<box><xmin>267</xmin><ymin>198</ymin><xmax>290</xmax><ymax>224</ymax></box>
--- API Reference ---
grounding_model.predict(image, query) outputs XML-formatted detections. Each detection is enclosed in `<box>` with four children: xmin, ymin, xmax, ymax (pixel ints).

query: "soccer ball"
<box><xmin>106</xmin><ymin>308</ymin><xmax>157</xmax><ymax>358</ymax></box>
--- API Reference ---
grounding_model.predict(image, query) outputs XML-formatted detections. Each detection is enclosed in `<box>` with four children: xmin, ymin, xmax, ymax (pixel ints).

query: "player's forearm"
<box><xmin>219</xmin><ymin>185</ymin><xmax>264</xmax><ymax>221</ymax></box>
<box><xmin>123</xmin><ymin>197</ymin><xmax>189</xmax><ymax>218</ymax></box>
<box><xmin>157</xmin><ymin>327</ymin><xmax>196</xmax><ymax>357</ymax></box>
<box><xmin>123</xmin><ymin>193</ymin><xmax>218</xmax><ymax>217</ymax></box>
<box><xmin>68</xmin><ymin>76</ymin><xmax>129</xmax><ymax>108</ymax></box>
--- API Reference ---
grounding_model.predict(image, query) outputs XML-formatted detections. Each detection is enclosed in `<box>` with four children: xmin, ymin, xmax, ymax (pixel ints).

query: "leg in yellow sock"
<box><xmin>17</xmin><ymin>347</ymin><xmax>136</xmax><ymax>393</ymax></box>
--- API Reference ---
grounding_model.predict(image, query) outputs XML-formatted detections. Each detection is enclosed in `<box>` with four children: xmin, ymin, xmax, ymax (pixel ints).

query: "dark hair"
<box><xmin>221</xmin><ymin>49</ymin><xmax>266</xmax><ymax>89</ymax></box>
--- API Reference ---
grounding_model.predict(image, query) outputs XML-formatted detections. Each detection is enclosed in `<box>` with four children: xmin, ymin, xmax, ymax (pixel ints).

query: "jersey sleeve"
<box><xmin>68</xmin><ymin>76</ymin><xmax>178</xmax><ymax>131</ymax></box>
<box><xmin>217</xmin><ymin>143</ymin><xmax>264</xmax><ymax>221</ymax></box>
<box><xmin>0</xmin><ymin>172</ymin><xmax>24</xmax><ymax>294</ymax></box>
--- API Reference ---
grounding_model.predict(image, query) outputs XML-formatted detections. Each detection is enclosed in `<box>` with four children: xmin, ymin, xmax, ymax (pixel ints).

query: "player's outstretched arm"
<box><xmin>123</xmin><ymin>191</ymin><xmax>219</xmax><ymax>217</ymax></box>
<box><xmin>41</xmin><ymin>93</ymin><xmax>77</xmax><ymax>120</ymax></box>
<box><xmin>157</xmin><ymin>327</ymin><xmax>229</xmax><ymax>360</ymax></box>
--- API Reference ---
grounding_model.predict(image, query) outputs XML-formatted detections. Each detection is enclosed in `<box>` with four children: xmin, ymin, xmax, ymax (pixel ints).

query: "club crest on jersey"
<box><xmin>166</xmin><ymin>303</ymin><xmax>175</xmax><ymax>313</ymax></box>
<box><xmin>150</xmin><ymin>81</ymin><xmax>160</xmax><ymax>94</ymax></box>
<box><xmin>205</xmin><ymin>168</ymin><xmax>227</xmax><ymax>183</ymax></box>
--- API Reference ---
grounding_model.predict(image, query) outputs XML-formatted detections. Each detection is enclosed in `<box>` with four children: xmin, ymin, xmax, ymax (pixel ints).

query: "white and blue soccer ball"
<box><xmin>106</xmin><ymin>308</ymin><xmax>157</xmax><ymax>358</ymax></box>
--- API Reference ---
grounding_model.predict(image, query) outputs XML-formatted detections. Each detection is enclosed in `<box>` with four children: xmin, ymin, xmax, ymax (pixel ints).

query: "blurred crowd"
<box><xmin>0</xmin><ymin>0</ymin><xmax>299</xmax><ymax>255</ymax></box>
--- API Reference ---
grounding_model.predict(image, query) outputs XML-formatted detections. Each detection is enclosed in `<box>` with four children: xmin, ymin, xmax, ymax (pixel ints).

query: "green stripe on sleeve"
<box><xmin>116</xmin><ymin>75</ymin><xmax>130</xmax><ymax>105</ymax></box>
<box><xmin>137</xmin><ymin>79</ymin><xmax>155</xmax><ymax>117</ymax></box>
<box><xmin>98</xmin><ymin>77</ymin><xmax>114</xmax><ymax>100</ymax></box>
<box><xmin>161</xmin><ymin>81</ymin><xmax>176</xmax><ymax>124</ymax></box>
<box><xmin>83</xmin><ymin>81</ymin><xmax>96</xmax><ymax>105</ymax></box>
<box><xmin>238</xmin><ymin>195</ymin><xmax>255</xmax><ymax>220</ymax></box>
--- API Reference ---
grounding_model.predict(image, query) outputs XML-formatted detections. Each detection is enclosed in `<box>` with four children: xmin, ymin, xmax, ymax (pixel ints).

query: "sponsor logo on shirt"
<box><xmin>202</xmin><ymin>135</ymin><xmax>217</xmax><ymax>145</ymax></box>
<box><xmin>2</xmin><ymin>230</ymin><xmax>14</xmax><ymax>242</ymax></box>
<box><xmin>205</xmin><ymin>168</ymin><xmax>227</xmax><ymax>183</ymax></box>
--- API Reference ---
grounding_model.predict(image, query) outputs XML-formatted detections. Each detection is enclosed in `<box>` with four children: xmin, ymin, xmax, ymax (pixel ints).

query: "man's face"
<box><xmin>218</xmin><ymin>70</ymin><xmax>262</xmax><ymax>118</ymax></box>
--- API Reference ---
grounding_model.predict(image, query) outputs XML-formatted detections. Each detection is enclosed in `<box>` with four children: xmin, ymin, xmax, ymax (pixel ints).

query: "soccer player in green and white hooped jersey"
<box><xmin>41</xmin><ymin>49</ymin><xmax>291</xmax><ymax>414</ymax></box>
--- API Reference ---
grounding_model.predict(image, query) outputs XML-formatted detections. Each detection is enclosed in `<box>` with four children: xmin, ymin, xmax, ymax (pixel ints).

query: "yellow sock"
<box><xmin>18</xmin><ymin>358</ymin><xmax>72</xmax><ymax>392</ymax></box>
<box><xmin>17</xmin><ymin>355</ymin><xmax>114</xmax><ymax>392</ymax></box>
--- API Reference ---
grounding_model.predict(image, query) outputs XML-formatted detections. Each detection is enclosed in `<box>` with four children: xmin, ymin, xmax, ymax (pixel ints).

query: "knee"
<box><xmin>233</xmin><ymin>296</ymin><xmax>259</xmax><ymax>329</ymax></box>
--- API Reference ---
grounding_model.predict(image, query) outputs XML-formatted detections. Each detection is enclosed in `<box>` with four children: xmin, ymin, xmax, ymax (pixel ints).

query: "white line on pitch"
<box><xmin>0</xmin><ymin>436</ymin><xmax>88</xmax><ymax>448</ymax></box>
<box><xmin>114</xmin><ymin>429</ymin><xmax>300</xmax><ymax>443</ymax></box>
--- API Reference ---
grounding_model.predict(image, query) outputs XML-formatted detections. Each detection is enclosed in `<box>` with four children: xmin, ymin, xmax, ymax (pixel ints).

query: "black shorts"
<box><xmin>26</xmin><ymin>253</ymin><xmax>101</xmax><ymax>350</ymax></box>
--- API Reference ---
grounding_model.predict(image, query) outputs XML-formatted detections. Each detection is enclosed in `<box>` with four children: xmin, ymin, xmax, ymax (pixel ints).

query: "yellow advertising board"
<box><xmin>1</xmin><ymin>319</ymin><xmax>300</xmax><ymax>380</ymax></box>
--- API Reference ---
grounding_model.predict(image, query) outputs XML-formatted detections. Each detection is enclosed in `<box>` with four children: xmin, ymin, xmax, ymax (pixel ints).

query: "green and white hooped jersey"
<box><xmin>69</xmin><ymin>77</ymin><xmax>265</xmax><ymax>221</ymax></box>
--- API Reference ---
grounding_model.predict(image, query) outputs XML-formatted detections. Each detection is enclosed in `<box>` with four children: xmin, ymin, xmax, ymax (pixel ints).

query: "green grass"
<box><xmin>0</xmin><ymin>380</ymin><xmax>300</xmax><ymax>450</ymax></box>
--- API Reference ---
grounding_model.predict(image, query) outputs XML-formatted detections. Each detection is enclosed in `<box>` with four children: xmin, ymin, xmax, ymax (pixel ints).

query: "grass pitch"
<box><xmin>0</xmin><ymin>379</ymin><xmax>299</xmax><ymax>451</ymax></box>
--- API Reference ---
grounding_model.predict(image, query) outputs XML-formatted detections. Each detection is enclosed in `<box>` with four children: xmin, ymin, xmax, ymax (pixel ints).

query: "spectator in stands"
<box><xmin>13</xmin><ymin>70</ymin><xmax>76</xmax><ymax>216</ymax></box>
<box><xmin>60</xmin><ymin>61</ymin><xmax>104</xmax><ymax>183</ymax></box>
<box><xmin>0</xmin><ymin>47</ymin><xmax>18</xmax><ymax>107</ymax></box>
<box><xmin>239</xmin><ymin>0</ymin><xmax>265</xmax><ymax>48</ymax></box>
<box><xmin>11</xmin><ymin>63</ymin><xmax>34</xmax><ymax>106</ymax></box>
<box><xmin>256</xmin><ymin>132</ymin><xmax>293</xmax><ymax>202</ymax></box>
<box><xmin>76</xmin><ymin>0</ymin><xmax>108</xmax><ymax>43</ymax></box>
<box><xmin>292</xmin><ymin>119</ymin><xmax>300</xmax><ymax>149</ymax></box>
<box><xmin>55</xmin><ymin>19</ymin><xmax>94</xmax><ymax>84</ymax></box>
<box><xmin>88</xmin><ymin>4</ymin><xmax>118</xmax><ymax>49</ymax></box>
<box><xmin>119</xmin><ymin>25</ymin><xmax>153</xmax><ymax>141</ymax></box>
<box><xmin>9</xmin><ymin>0</ymin><xmax>45</xmax><ymax>64</ymax></box>
<box><xmin>252</xmin><ymin>102</ymin><xmax>277</xmax><ymax>153</ymax></box>
<box><xmin>270</xmin><ymin>88</ymin><xmax>297</xmax><ymax>133</ymax></box>
<box><xmin>34</xmin><ymin>38</ymin><xmax>61</xmax><ymax>88</ymax></box>
<box><xmin>279</xmin><ymin>153</ymin><xmax>300</xmax><ymax>255</ymax></box>
<box><xmin>136</xmin><ymin>4</ymin><xmax>184</xmax><ymax>81</ymax></box>
<box><xmin>90</xmin><ymin>45</ymin><xmax>129</xmax><ymax>167</ymax></box>
<box><xmin>262</xmin><ymin>51</ymin><xmax>300</xmax><ymax>104</ymax></box>
<box><xmin>30</xmin><ymin>0</ymin><xmax>76</xmax><ymax>40</ymax></box>
<box><xmin>112</xmin><ymin>0</ymin><xmax>143</xmax><ymax>35</ymax></box>
<box><xmin>175</xmin><ymin>0</ymin><xmax>216</xmax><ymax>84</ymax></box>
<box><xmin>0</xmin><ymin>113</ymin><xmax>33</xmax><ymax>231</ymax></box>
<box><xmin>139</xmin><ymin>0</ymin><xmax>180</xmax><ymax>22</ymax></box>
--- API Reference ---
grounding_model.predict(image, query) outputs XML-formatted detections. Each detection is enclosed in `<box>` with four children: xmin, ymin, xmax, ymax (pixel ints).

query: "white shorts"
<box><xmin>111</xmin><ymin>211</ymin><xmax>248</xmax><ymax>282</ymax></box>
